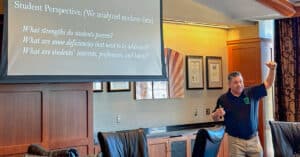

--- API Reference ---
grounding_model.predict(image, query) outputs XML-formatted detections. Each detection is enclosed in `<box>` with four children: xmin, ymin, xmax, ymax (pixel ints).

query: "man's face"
<box><xmin>229</xmin><ymin>75</ymin><xmax>244</xmax><ymax>95</ymax></box>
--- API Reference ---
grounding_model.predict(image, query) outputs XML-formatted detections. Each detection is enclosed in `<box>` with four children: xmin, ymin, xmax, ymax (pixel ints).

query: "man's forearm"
<box><xmin>264</xmin><ymin>68</ymin><xmax>276</xmax><ymax>89</ymax></box>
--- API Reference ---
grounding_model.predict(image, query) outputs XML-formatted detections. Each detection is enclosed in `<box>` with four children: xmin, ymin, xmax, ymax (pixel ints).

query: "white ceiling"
<box><xmin>163</xmin><ymin>0</ymin><xmax>285</xmax><ymax>27</ymax></box>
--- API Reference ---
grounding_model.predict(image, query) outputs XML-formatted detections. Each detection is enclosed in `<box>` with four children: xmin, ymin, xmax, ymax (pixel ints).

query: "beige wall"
<box><xmin>94</xmin><ymin>23</ymin><xmax>258</xmax><ymax>133</ymax></box>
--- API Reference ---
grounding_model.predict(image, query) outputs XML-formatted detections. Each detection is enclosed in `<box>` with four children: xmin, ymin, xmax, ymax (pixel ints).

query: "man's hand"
<box><xmin>265</xmin><ymin>61</ymin><xmax>277</xmax><ymax>70</ymax></box>
<box><xmin>211</xmin><ymin>108</ymin><xmax>226</xmax><ymax>121</ymax></box>
<box><xmin>264</xmin><ymin>61</ymin><xmax>277</xmax><ymax>89</ymax></box>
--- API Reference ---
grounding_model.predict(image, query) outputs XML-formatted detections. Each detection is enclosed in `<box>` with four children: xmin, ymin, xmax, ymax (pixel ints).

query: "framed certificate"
<box><xmin>186</xmin><ymin>56</ymin><xmax>204</xmax><ymax>89</ymax></box>
<box><xmin>153</xmin><ymin>81</ymin><xmax>169</xmax><ymax>99</ymax></box>
<box><xmin>107</xmin><ymin>82</ymin><xmax>131</xmax><ymax>92</ymax></box>
<box><xmin>93</xmin><ymin>82</ymin><xmax>103</xmax><ymax>92</ymax></box>
<box><xmin>206</xmin><ymin>56</ymin><xmax>223</xmax><ymax>89</ymax></box>
<box><xmin>135</xmin><ymin>82</ymin><xmax>153</xmax><ymax>100</ymax></box>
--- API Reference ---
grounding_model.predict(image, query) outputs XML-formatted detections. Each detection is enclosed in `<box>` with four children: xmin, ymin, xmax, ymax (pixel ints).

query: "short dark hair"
<box><xmin>228</xmin><ymin>71</ymin><xmax>242</xmax><ymax>81</ymax></box>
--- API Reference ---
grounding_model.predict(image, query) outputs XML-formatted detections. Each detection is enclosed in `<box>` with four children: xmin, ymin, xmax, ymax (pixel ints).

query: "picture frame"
<box><xmin>186</xmin><ymin>55</ymin><xmax>204</xmax><ymax>89</ymax></box>
<box><xmin>93</xmin><ymin>82</ymin><xmax>103</xmax><ymax>92</ymax></box>
<box><xmin>153</xmin><ymin>81</ymin><xmax>169</xmax><ymax>99</ymax></box>
<box><xmin>135</xmin><ymin>82</ymin><xmax>153</xmax><ymax>100</ymax></box>
<box><xmin>107</xmin><ymin>82</ymin><xmax>131</xmax><ymax>92</ymax></box>
<box><xmin>206</xmin><ymin>56</ymin><xmax>223</xmax><ymax>89</ymax></box>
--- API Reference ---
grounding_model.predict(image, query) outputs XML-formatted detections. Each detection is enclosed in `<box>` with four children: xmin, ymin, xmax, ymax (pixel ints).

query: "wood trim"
<box><xmin>186</xmin><ymin>135</ymin><xmax>196</xmax><ymax>157</ymax></box>
<box><xmin>227</xmin><ymin>38</ymin><xmax>271</xmax><ymax>45</ymax></box>
<box><xmin>42</xmin><ymin>88</ymin><xmax>50</xmax><ymax>149</ymax></box>
<box><xmin>0</xmin><ymin>144</ymin><xmax>30</xmax><ymax>156</ymax></box>
<box><xmin>49</xmin><ymin>139</ymin><xmax>90</xmax><ymax>149</ymax></box>
<box><xmin>258</xmin><ymin>101</ymin><xmax>265</xmax><ymax>154</ymax></box>
<box><xmin>148</xmin><ymin>137</ymin><xmax>168</xmax><ymax>144</ymax></box>
<box><xmin>94</xmin><ymin>144</ymin><xmax>101</xmax><ymax>155</ymax></box>
<box><xmin>227</xmin><ymin>38</ymin><xmax>261</xmax><ymax>45</ymax></box>
<box><xmin>168</xmin><ymin>136</ymin><xmax>188</xmax><ymax>157</ymax></box>
<box><xmin>87</xmin><ymin>87</ymin><xmax>94</xmax><ymax>155</ymax></box>
<box><xmin>256</xmin><ymin>0</ymin><xmax>296</xmax><ymax>17</ymax></box>
<box><xmin>0</xmin><ymin>84</ymin><xmax>44</xmax><ymax>91</ymax></box>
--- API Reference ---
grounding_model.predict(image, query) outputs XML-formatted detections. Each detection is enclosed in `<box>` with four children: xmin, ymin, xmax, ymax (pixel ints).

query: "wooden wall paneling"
<box><xmin>228</xmin><ymin>45</ymin><xmax>261</xmax><ymax>85</ymax></box>
<box><xmin>227</xmin><ymin>38</ymin><xmax>262</xmax><ymax>86</ymax></box>
<box><xmin>74</xmin><ymin>145</ymin><xmax>89</xmax><ymax>157</ymax></box>
<box><xmin>0</xmin><ymin>85</ymin><xmax>44</xmax><ymax>156</ymax></box>
<box><xmin>47</xmin><ymin>83</ymin><xmax>93</xmax><ymax>156</ymax></box>
<box><xmin>2</xmin><ymin>154</ymin><xmax>25</xmax><ymax>157</ymax></box>
<box><xmin>148</xmin><ymin>138</ymin><xmax>169</xmax><ymax>157</ymax></box>
<box><xmin>48</xmin><ymin>90</ymin><xmax>88</xmax><ymax>143</ymax></box>
<box><xmin>0</xmin><ymin>83</ymin><xmax>93</xmax><ymax>156</ymax></box>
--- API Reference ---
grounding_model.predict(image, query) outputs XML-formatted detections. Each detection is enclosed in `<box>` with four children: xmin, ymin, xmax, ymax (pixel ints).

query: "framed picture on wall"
<box><xmin>107</xmin><ymin>82</ymin><xmax>131</xmax><ymax>92</ymax></box>
<box><xmin>135</xmin><ymin>81</ymin><xmax>153</xmax><ymax>100</ymax></box>
<box><xmin>206</xmin><ymin>56</ymin><xmax>223</xmax><ymax>89</ymax></box>
<box><xmin>93</xmin><ymin>82</ymin><xmax>103</xmax><ymax>92</ymax></box>
<box><xmin>186</xmin><ymin>55</ymin><xmax>204</xmax><ymax>89</ymax></box>
<box><xmin>153</xmin><ymin>81</ymin><xmax>169</xmax><ymax>99</ymax></box>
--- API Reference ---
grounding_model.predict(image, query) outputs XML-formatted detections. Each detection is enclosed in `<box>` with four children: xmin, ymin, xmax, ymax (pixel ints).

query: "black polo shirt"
<box><xmin>214</xmin><ymin>83</ymin><xmax>267</xmax><ymax>139</ymax></box>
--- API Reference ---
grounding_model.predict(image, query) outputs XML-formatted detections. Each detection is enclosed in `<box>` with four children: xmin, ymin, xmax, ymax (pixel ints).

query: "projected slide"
<box><xmin>6</xmin><ymin>0</ymin><xmax>163</xmax><ymax>77</ymax></box>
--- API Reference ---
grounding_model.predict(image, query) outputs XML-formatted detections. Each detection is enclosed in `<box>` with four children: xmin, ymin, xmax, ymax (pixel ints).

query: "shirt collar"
<box><xmin>227</xmin><ymin>88</ymin><xmax>246</xmax><ymax>99</ymax></box>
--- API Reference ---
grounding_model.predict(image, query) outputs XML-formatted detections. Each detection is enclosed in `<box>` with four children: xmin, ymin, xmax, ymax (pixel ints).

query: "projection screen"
<box><xmin>0</xmin><ymin>0</ymin><xmax>166</xmax><ymax>82</ymax></box>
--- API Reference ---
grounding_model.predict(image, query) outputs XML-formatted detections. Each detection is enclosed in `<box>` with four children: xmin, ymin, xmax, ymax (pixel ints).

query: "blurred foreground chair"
<box><xmin>97</xmin><ymin>128</ymin><xmax>148</xmax><ymax>157</ymax></box>
<box><xmin>269</xmin><ymin>121</ymin><xmax>300</xmax><ymax>157</ymax></box>
<box><xmin>192</xmin><ymin>126</ymin><xmax>225</xmax><ymax>157</ymax></box>
<box><xmin>26</xmin><ymin>144</ymin><xmax>78</xmax><ymax>157</ymax></box>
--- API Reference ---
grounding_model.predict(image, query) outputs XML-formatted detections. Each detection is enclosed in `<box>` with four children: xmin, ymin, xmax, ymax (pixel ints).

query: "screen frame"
<box><xmin>0</xmin><ymin>0</ymin><xmax>167</xmax><ymax>83</ymax></box>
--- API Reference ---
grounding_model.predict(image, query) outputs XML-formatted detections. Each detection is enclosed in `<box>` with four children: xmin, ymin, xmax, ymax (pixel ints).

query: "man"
<box><xmin>211</xmin><ymin>61</ymin><xmax>276</xmax><ymax>157</ymax></box>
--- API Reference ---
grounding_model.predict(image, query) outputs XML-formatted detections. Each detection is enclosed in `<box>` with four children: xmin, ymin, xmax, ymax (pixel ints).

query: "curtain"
<box><xmin>274</xmin><ymin>17</ymin><xmax>300</xmax><ymax>122</ymax></box>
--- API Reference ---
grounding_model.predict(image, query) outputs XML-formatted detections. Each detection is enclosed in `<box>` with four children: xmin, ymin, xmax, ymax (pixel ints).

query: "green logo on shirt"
<box><xmin>243</xmin><ymin>97</ymin><xmax>250</xmax><ymax>104</ymax></box>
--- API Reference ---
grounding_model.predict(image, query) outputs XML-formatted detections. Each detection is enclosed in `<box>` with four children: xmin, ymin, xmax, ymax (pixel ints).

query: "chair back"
<box><xmin>27</xmin><ymin>144</ymin><xmax>78</xmax><ymax>157</ymax></box>
<box><xmin>98</xmin><ymin>128</ymin><xmax>149</xmax><ymax>157</ymax></box>
<box><xmin>192</xmin><ymin>126</ymin><xmax>225</xmax><ymax>157</ymax></box>
<box><xmin>269</xmin><ymin>121</ymin><xmax>300</xmax><ymax>157</ymax></box>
